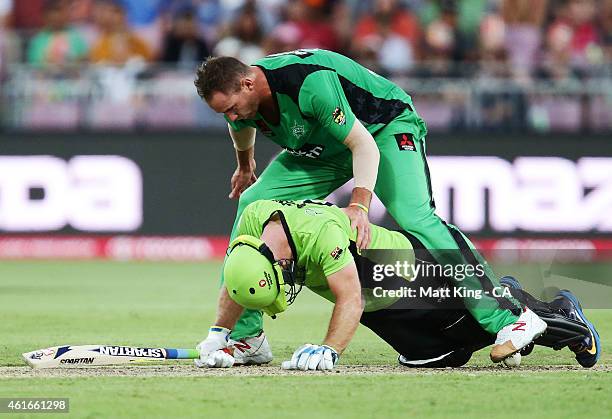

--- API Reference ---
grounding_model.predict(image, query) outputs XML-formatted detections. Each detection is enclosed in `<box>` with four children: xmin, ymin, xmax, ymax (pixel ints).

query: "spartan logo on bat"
<box><xmin>60</xmin><ymin>358</ymin><xmax>94</xmax><ymax>365</ymax></box>
<box><xmin>332</xmin><ymin>107</ymin><xmax>346</xmax><ymax>125</ymax></box>
<box><xmin>97</xmin><ymin>346</ymin><xmax>164</xmax><ymax>358</ymax></box>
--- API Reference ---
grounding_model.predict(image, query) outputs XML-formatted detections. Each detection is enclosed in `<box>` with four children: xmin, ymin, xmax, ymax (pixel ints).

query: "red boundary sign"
<box><xmin>1</xmin><ymin>236</ymin><xmax>612</xmax><ymax>262</ymax></box>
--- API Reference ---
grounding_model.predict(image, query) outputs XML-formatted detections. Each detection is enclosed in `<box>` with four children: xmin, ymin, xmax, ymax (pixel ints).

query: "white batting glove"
<box><xmin>194</xmin><ymin>326</ymin><xmax>231</xmax><ymax>368</ymax></box>
<box><xmin>281</xmin><ymin>344</ymin><xmax>339</xmax><ymax>371</ymax></box>
<box><xmin>204</xmin><ymin>349</ymin><xmax>235</xmax><ymax>368</ymax></box>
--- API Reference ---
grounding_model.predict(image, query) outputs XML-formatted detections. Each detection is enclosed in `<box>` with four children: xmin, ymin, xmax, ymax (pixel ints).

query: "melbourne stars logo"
<box><xmin>291</xmin><ymin>120</ymin><xmax>306</xmax><ymax>139</ymax></box>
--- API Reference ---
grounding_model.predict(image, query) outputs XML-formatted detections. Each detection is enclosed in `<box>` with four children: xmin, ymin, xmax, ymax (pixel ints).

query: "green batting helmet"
<box><xmin>224</xmin><ymin>235</ymin><xmax>288</xmax><ymax>317</ymax></box>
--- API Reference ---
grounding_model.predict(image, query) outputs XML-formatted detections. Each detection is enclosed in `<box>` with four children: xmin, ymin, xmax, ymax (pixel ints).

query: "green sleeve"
<box><xmin>298</xmin><ymin>71</ymin><xmax>356</xmax><ymax>143</ymax></box>
<box><xmin>224</xmin><ymin>116</ymin><xmax>250</xmax><ymax>132</ymax></box>
<box><xmin>312</xmin><ymin>223</ymin><xmax>353</xmax><ymax>277</ymax></box>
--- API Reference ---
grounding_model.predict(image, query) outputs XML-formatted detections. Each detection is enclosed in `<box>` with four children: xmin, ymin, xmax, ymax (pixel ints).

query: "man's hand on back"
<box><xmin>342</xmin><ymin>205</ymin><xmax>370</xmax><ymax>250</ymax></box>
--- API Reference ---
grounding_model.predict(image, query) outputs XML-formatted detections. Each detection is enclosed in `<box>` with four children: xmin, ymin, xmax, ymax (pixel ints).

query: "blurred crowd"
<box><xmin>0</xmin><ymin>0</ymin><xmax>611</xmax><ymax>133</ymax></box>
<box><xmin>0</xmin><ymin>0</ymin><xmax>611</xmax><ymax>81</ymax></box>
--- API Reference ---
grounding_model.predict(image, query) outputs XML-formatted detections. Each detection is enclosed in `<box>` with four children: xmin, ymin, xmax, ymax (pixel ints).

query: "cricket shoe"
<box><xmin>229</xmin><ymin>330</ymin><xmax>273</xmax><ymax>365</ymax></box>
<box><xmin>499</xmin><ymin>276</ymin><xmax>534</xmax><ymax>356</ymax></box>
<box><xmin>490</xmin><ymin>306</ymin><xmax>547</xmax><ymax>363</ymax></box>
<box><xmin>550</xmin><ymin>290</ymin><xmax>601</xmax><ymax>368</ymax></box>
<box><xmin>499</xmin><ymin>275</ymin><xmax>522</xmax><ymax>290</ymax></box>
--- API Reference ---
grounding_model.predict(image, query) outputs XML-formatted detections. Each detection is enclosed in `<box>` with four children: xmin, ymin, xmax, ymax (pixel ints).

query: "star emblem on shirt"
<box><xmin>291</xmin><ymin>120</ymin><xmax>306</xmax><ymax>139</ymax></box>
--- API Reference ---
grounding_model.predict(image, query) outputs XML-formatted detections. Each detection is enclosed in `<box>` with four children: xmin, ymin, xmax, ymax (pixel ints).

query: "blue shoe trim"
<box><xmin>558</xmin><ymin>290</ymin><xmax>601</xmax><ymax>364</ymax></box>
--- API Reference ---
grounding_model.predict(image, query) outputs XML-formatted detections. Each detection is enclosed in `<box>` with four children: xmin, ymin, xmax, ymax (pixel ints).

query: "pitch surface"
<box><xmin>1</xmin><ymin>261</ymin><xmax>610</xmax><ymax>418</ymax></box>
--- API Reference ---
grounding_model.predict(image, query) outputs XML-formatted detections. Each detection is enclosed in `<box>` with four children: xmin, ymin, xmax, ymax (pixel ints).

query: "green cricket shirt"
<box><xmin>236</xmin><ymin>199</ymin><xmax>412</xmax><ymax>311</ymax></box>
<box><xmin>226</xmin><ymin>49</ymin><xmax>426</xmax><ymax>160</ymax></box>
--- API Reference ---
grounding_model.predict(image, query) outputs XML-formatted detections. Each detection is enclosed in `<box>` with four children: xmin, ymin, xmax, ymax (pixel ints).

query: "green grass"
<box><xmin>2</xmin><ymin>374</ymin><xmax>612</xmax><ymax>419</ymax></box>
<box><xmin>0</xmin><ymin>261</ymin><xmax>610</xmax><ymax>419</ymax></box>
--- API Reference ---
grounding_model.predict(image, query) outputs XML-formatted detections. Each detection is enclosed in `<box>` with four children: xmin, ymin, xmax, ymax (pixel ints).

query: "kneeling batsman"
<box><xmin>195</xmin><ymin>230</ymin><xmax>362</xmax><ymax>371</ymax></box>
<box><xmin>194</xmin><ymin>201</ymin><xmax>600</xmax><ymax>371</ymax></box>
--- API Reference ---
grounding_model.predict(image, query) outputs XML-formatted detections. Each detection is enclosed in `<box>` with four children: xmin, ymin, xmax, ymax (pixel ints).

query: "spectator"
<box><xmin>352</xmin><ymin>0</ymin><xmax>420</xmax><ymax>76</ymax></box>
<box><xmin>550</xmin><ymin>0</ymin><xmax>603</xmax><ymax>73</ymax></box>
<box><xmin>478</xmin><ymin>13</ymin><xmax>509</xmax><ymax>78</ymax></box>
<box><xmin>115</xmin><ymin>0</ymin><xmax>173</xmax><ymax>54</ymax></box>
<box><xmin>220</xmin><ymin>0</ymin><xmax>282</xmax><ymax>36</ymax></box>
<box><xmin>354</xmin><ymin>0</ymin><xmax>421</xmax><ymax>51</ymax></box>
<box><xmin>161</xmin><ymin>7</ymin><xmax>211</xmax><ymax>66</ymax></box>
<box><xmin>502</xmin><ymin>0</ymin><xmax>548</xmax><ymax>82</ymax></box>
<box><xmin>477</xmin><ymin>14</ymin><xmax>527</xmax><ymax>131</ymax></box>
<box><xmin>90</xmin><ymin>0</ymin><xmax>153</xmax><ymax>65</ymax></box>
<box><xmin>69</xmin><ymin>0</ymin><xmax>98</xmax><ymax>47</ymax></box>
<box><xmin>415</xmin><ymin>2</ymin><xmax>463</xmax><ymax>77</ymax></box>
<box><xmin>26</xmin><ymin>0</ymin><xmax>89</xmax><ymax>68</ymax></box>
<box><xmin>263</xmin><ymin>21</ymin><xmax>302</xmax><ymax>54</ymax></box>
<box><xmin>166</xmin><ymin>0</ymin><xmax>225</xmax><ymax>45</ymax></box>
<box><xmin>284</xmin><ymin>0</ymin><xmax>341</xmax><ymax>51</ymax></box>
<box><xmin>539</xmin><ymin>15</ymin><xmax>579</xmax><ymax>80</ymax></box>
<box><xmin>602</xmin><ymin>0</ymin><xmax>612</xmax><ymax>64</ymax></box>
<box><xmin>214</xmin><ymin>2</ymin><xmax>265</xmax><ymax>64</ymax></box>
<box><xmin>1</xmin><ymin>0</ymin><xmax>21</xmax><ymax>79</ymax></box>
<box><xmin>418</xmin><ymin>0</ymin><xmax>485</xmax><ymax>60</ymax></box>
<box><xmin>0</xmin><ymin>0</ymin><xmax>10</xmax><ymax>25</ymax></box>
<box><xmin>11</xmin><ymin>0</ymin><xmax>45</xmax><ymax>31</ymax></box>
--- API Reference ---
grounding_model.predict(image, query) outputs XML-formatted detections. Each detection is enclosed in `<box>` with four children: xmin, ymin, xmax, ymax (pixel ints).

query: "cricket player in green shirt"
<box><xmin>193</xmin><ymin>48</ymin><xmax>542</xmax><ymax>359</ymax></box>
<box><xmin>194</xmin><ymin>199</ymin><xmax>600</xmax><ymax>370</ymax></box>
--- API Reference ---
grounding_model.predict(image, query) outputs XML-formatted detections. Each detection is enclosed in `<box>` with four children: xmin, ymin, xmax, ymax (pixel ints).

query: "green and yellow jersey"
<box><xmin>236</xmin><ymin>199</ymin><xmax>414</xmax><ymax>311</ymax></box>
<box><xmin>227</xmin><ymin>49</ymin><xmax>427</xmax><ymax>160</ymax></box>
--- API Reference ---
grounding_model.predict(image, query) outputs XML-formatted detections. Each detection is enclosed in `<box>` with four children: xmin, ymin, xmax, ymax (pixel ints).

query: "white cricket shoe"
<box><xmin>229</xmin><ymin>331</ymin><xmax>273</xmax><ymax>365</ymax></box>
<box><xmin>490</xmin><ymin>307</ymin><xmax>547</xmax><ymax>362</ymax></box>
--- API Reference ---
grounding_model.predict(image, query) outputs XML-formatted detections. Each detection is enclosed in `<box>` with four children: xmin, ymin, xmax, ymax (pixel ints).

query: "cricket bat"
<box><xmin>22</xmin><ymin>345</ymin><xmax>200</xmax><ymax>369</ymax></box>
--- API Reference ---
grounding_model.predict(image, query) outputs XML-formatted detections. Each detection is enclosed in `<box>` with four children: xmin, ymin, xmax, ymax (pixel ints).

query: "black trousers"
<box><xmin>360</xmin><ymin>306</ymin><xmax>493</xmax><ymax>367</ymax></box>
<box><xmin>360</xmin><ymin>287</ymin><xmax>581</xmax><ymax>367</ymax></box>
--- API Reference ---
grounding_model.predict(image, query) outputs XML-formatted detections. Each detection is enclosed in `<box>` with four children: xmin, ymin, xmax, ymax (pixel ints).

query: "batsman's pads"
<box><xmin>282</xmin><ymin>344</ymin><xmax>339</xmax><ymax>371</ymax></box>
<box><xmin>533</xmin><ymin>311</ymin><xmax>591</xmax><ymax>350</ymax></box>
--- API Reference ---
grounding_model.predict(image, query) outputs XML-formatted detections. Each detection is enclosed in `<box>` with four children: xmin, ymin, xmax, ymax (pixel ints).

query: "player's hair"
<box><xmin>194</xmin><ymin>56</ymin><xmax>251</xmax><ymax>101</ymax></box>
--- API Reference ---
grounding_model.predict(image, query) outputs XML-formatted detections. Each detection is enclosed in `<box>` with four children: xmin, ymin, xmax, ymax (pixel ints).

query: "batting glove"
<box><xmin>282</xmin><ymin>344</ymin><xmax>339</xmax><ymax>371</ymax></box>
<box><xmin>194</xmin><ymin>326</ymin><xmax>231</xmax><ymax>368</ymax></box>
<box><xmin>204</xmin><ymin>348</ymin><xmax>235</xmax><ymax>368</ymax></box>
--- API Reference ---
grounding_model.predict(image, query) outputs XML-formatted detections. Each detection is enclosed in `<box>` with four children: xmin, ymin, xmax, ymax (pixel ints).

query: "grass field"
<box><xmin>0</xmin><ymin>260</ymin><xmax>610</xmax><ymax>418</ymax></box>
